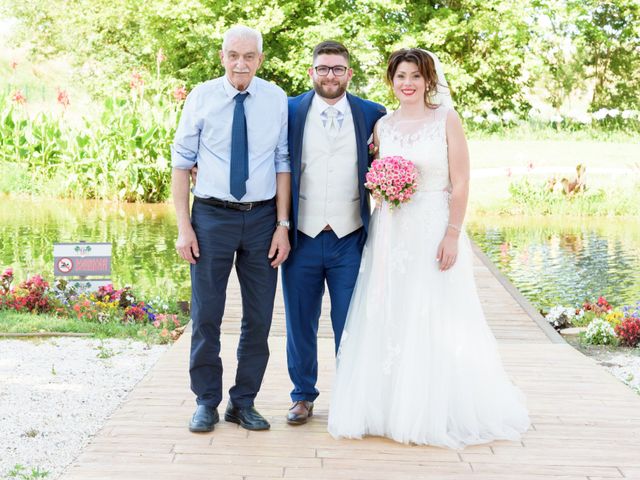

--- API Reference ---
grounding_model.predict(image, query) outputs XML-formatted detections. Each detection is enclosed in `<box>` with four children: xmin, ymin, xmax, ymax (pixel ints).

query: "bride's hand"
<box><xmin>436</xmin><ymin>232</ymin><xmax>459</xmax><ymax>271</ymax></box>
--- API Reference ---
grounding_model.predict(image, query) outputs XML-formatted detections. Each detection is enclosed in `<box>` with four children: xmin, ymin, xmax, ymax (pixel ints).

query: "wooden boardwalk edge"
<box><xmin>471</xmin><ymin>241</ymin><xmax>565</xmax><ymax>344</ymax></box>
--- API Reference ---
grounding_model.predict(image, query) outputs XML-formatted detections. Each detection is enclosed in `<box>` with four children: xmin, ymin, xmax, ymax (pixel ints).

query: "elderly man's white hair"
<box><xmin>222</xmin><ymin>25</ymin><xmax>263</xmax><ymax>53</ymax></box>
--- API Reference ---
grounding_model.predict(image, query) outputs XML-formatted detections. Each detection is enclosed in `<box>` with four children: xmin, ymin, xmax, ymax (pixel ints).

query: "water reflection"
<box><xmin>0</xmin><ymin>197</ymin><xmax>190</xmax><ymax>299</ymax></box>
<box><xmin>1</xmin><ymin>198</ymin><xmax>638</xmax><ymax>310</ymax></box>
<box><xmin>467</xmin><ymin>216</ymin><xmax>640</xmax><ymax>310</ymax></box>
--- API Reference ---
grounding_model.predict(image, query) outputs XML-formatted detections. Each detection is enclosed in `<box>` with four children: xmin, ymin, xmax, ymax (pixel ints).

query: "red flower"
<box><xmin>615</xmin><ymin>317</ymin><xmax>640</xmax><ymax>347</ymax></box>
<box><xmin>172</xmin><ymin>86</ymin><xmax>187</xmax><ymax>102</ymax></box>
<box><xmin>124</xmin><ymin>302</ymin><xmax>147</xmax><ymax>323</ymax></box>
<box><xmin>597</xmin><ymin>296</ymin><xmax>611</xmax><ymax>311</ymax></box>
<box><xmin>56</xmin><ymin>88</ymin><xmax>70</xmax><ymax>108</ymax></box>
<box><xmin>11</xmin><ymin>89</ymin><xmax>26</xmax><ymax>104</ymax></box>
<box><xmin>129</xmin><ymin>70</ymin><xmax>145</xmax><ymax>91</ymax></box>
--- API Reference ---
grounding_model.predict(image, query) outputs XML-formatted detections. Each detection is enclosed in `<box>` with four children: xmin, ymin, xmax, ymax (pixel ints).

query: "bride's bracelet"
<box><xmin>447</xmin><ymin>223</ymin><xmax>462</xmax><ymax>232</ymax></box>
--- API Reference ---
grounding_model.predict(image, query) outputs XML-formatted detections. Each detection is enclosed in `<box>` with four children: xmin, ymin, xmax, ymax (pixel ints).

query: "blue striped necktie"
<box><xmin>230</xmin><ymin>93</ymin><xmax>249</xmax><ymax>200</ymax></box>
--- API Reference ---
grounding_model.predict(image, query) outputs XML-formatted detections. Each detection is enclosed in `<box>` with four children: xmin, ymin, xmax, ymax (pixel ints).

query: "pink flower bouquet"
<box><xmin>364</xmin><ymin>156</ymin><xmax>418</xmax><ymax>208</ymax></box>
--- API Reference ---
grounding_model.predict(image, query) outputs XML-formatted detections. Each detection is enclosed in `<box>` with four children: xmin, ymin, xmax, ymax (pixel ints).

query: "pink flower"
<box><xmin>506</xmin><ymin>167</ymin><xmax>512</xmax><ymax>177</ymax></box>
<box><xmin>10</xmin><ymin>60</ymin><xmax>18</xmax><ymax>71</ymax></box>
<box><xmin>365</xmin><ymin>155</ymin><xmax>418</xmax><ymax>209</ymax></box>
<box><xmin>156</xmin><ymin>49</ymin><xmax>166</xmax><ymax>64</ymax></box>
<box><xmin>11</xmin><ymin>89</ymin><xmax>26</xmax><ymax>104</ymax></box>
<box><xmin>129</xmin><ymin>70</ymin><xmax>144</xmax><ymax>91</ymax></box>
<box><xmin>172</xmin><ymin>85</ymin><xmax>187</xmax><ymax>101</ymax></box>
<box><xmin>153</xmin><ymin>320</ymin><xmax>161</xmax><ymax>328</ymax></box>
<box><xmin>56</xmin><ymin>88</ymin><xmax>70</xmax><ymax>108</ymax></box>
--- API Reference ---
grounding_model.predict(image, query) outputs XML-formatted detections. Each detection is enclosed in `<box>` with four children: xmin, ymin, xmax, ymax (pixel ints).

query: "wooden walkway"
<box><xmin>62</xmin><ymin>248</ymin><xmax>640</xmax><ymax>480</ymax></box>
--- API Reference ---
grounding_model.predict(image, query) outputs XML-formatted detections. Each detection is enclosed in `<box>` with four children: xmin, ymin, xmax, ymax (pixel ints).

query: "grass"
<box><xmin>465</xmin><ymin>123</ymin><xmax>639</xmax><ymax>143</ymax></box>
<box><xmin>466</xmin><ymin>139</ymin><xmax>640</xmax><ymax>217</ymax></box>
<box><xmin>467</xmin><ymin>139</ymin><xmax>639</xmax><ymax>170</ymax></box>
<box><xmin>0</xmin><ymin>310</ymin><xmax>180</xmax><ymax>343</ymax></box>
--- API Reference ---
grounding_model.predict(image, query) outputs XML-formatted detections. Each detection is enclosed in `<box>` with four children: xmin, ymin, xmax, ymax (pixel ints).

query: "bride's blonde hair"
<box><xmin>386</xmin><ymin>49</ymin><xmax>440</xmax><ymax>108</ymax></box>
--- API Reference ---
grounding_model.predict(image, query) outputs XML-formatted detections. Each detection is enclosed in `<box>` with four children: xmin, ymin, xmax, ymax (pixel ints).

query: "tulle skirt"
<box><xmin>327</xmin><ymin>191</ymin><xmax>530</xmax><ymax>448</ymax></box>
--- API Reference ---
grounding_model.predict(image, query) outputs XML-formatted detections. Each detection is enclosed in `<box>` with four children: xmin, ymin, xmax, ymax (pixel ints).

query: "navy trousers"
<box><xmin>281</xmin><ymin>228</ymin><xmax>365</xmax><ymax>402</ymax></box>
<box><xmin>189</xmin><ymin>198</ymin><xmax>277</xmax><ymax>408</ymax></box>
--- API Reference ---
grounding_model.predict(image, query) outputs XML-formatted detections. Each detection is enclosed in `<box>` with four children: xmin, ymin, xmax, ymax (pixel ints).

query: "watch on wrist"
<box><xmin>276</xmin><ymin>220</ymin><xmax>290</xmax><ymax>230</ymax></box>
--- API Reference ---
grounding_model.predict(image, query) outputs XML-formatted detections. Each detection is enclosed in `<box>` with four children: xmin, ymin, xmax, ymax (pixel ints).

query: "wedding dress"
<box><xmin>327</xmin><ymin>106</ymin><xmax>530</xmax><ymax>448</ymax></box>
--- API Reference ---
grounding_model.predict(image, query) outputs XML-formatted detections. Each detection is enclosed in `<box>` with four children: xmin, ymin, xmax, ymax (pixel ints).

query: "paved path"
<box><xmin>62</xmin><ymin>248</ymin><xmax>640</xmax><ymax>480</ymax></box>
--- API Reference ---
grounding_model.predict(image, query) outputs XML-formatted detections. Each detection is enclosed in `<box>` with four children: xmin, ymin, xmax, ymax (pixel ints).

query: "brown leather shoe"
<box><xmin>287</xmin><ymin>400</ymin><xmax>314</xmax><ymax>425</ymax></box>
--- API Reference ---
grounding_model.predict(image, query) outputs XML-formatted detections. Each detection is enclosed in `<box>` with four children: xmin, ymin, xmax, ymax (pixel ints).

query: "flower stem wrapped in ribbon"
<box><xmin>364</xmin><ymin>155</ymin><xmax>418</xmax><ymax>209</ymax></box>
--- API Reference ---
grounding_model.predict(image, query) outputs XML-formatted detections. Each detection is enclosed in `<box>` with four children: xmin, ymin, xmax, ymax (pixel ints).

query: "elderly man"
<box><xmin>171</xmin><ymin>25</ymin><xmax>290</xmax><ymax>433</ymax></box>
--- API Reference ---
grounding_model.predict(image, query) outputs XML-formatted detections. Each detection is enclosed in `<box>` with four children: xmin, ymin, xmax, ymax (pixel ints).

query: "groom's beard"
<box><xmin>313</xmin><ymin>78</ymin><xmax>348</xmax><ymax>100</ymax></box>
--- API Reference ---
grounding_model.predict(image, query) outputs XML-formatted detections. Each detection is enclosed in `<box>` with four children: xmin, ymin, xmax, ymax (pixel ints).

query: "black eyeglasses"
<box><xmin>314</xmin><ymin>65</ymin><xmax>348</xmax><ymax>77</ymax></box>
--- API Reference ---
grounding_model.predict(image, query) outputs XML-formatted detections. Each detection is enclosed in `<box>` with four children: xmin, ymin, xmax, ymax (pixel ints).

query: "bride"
<box><xmin>327</xmin><ymin>48</ymin><xmax>530</xmax><ymax>448</ymax></box>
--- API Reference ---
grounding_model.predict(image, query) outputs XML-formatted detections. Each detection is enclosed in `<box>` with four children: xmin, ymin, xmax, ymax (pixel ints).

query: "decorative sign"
<box><xmin>53</xmin><ymin>243</ymin><xmax>112</xmax><ymax>277</ymax></box>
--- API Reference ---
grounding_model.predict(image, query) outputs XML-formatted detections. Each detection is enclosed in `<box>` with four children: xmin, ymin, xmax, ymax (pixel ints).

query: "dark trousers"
<box><xmin>189</xmin><ymin>198</ymin><xmax>277</xmax><ymax>408</ymax></box>
<box><xmin>281</xmin><ymin>227</ymin><xmax>365</xmax><ymax>402</ymax></box>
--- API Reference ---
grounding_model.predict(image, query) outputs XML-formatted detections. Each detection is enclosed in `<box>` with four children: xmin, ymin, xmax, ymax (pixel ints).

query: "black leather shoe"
<box><xmin>189</xmin><ymin>405</ymin><xmax>219</xmax><ymax>432</ymax></box>
<box><xmin>224</xmin><ymin>401</ymin><xmax>270</xmax><ymax>431</ymax></box>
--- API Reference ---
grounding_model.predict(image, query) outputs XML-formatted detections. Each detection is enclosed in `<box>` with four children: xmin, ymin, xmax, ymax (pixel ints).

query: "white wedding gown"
<box><xmin>327</xmin><ymin>106</ymin><xmax>530</xmax><ymax>448</ymax></box>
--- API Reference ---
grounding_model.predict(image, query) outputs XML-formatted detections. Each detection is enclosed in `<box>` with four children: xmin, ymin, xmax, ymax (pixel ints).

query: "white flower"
<box><xmin>607</xmin><ymin>108</ymin><xmax>620</xmax><ymax>118</ymax></box>
<box><xmin>622</xmin><ymin>110</ymin><xmax>637</xmax><ymax>119</ymax></box>
<box><xmin>585</xmin><ymin>318</ymin><xmax>616</xmax><ymax>345</ymax></box>
<box><xmin>461</xmin><ymin>110</ymin><xmax>473</xmax><ymax>119</ymax></box>
<box><xmin>502</xmin><ymin>111</ymin><xmax>517</xmax><ymax>122</ymax></box>
<box><xmin>593</xmin><ymin>108</ymin><xmax>609</xmax><ymax>120</ymax></box>
<box><xmin>479</xmin><ymin>101</ymin><xmax>494</xmax><ymax>113</ymax></box>
<box><xmin>473</xmin><ymin>115</ymin><xmax>485</xmax><ymax>123</ymax></box>
<box><xmin>545</xmin><ymin>305</ymin><xmax>576</xmax><ymax>328</ymax></box>
<box><xmin>487</xmin><ymin>113</ymin><xmax>501</xmax><ymax>123</ymax></box>
<box><xmin>550</xmin><ymin>114</ymin><xmax>563</xmax><ymax>123</ymax></box>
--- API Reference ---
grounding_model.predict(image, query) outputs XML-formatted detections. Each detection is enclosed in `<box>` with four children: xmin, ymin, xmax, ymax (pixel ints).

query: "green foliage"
<box><xmin>0</xmin><ymin>79</ymin><xmax>179</xmax><ymax>202</ymax></box>
<box><xmin>506</xmin><ymin>174</ymin><xmax>640</xmax><ymax>216</ymax></box>
<box><xmin>6</xmin><ymin>464</ymin><xmax>49</xmax><ymax>480</ymax></box>
<box><xmin>0</xmin><ymin>0</ymin><xmax>574</xmax><ymax>113</ymax></box>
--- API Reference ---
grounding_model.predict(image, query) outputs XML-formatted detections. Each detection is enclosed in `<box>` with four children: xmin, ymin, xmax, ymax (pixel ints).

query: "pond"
<box><xmin>1</xmin><ymin>197</ymin><xmax>638</xmax><ymax>311</ymax></box>
<box><xmin>467</xmin><ymin>215</ymin><xmax>640</xmax><ymax>311</ymax></box>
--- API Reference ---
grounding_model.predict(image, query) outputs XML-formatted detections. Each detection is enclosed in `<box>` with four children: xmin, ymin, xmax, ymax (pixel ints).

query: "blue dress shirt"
<box><xmin>171</xmin><ymin>75</ymin><xmax>290</xmax><ymax>202</ymax></box>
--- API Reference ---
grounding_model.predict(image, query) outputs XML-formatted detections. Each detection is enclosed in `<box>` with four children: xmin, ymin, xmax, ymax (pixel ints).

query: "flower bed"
<box><xmin>0</xmin><ymin>267</ymin><xmax>188</xmax><ymax>343</ymax></box>
<box><xmin>544</xmin><ymin>296</ymin><xmax>640</xmax><ymax>348</ymax></box>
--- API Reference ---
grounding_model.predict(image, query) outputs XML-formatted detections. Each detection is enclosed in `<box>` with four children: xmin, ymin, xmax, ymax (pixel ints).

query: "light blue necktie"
<box><xmin>230</xmin><ymin>93</ymin><xmax>249</xmax><ymax>200</ymax></box>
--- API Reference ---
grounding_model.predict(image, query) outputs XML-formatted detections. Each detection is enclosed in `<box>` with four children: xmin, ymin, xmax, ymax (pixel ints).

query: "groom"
<box><xmin>282</xmin><ymin>41</ymin><xmax>385</xmax><ymax>424</ymax></box>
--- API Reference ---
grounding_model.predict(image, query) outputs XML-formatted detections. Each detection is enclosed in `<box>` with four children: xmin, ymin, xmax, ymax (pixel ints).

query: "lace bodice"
<box><xmin>377</xmin><ymin>106</ymin><xmax>451</xmax><ymax>192</ymax></box>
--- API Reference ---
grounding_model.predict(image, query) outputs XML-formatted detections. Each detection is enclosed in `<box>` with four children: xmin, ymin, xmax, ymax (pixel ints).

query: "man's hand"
<box><xmin>268</xmin><ymin>227</ymin><xmax>291</xmax><ymax>268</ymax></box>
<box><xmin>176</xmin><ymin>224</ymin><xmax>200</xmax><ymax>264</ymax></box>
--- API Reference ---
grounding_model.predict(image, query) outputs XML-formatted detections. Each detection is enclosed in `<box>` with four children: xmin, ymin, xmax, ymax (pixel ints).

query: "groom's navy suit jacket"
<box><xmin>287</xmin><ymin>90</ymin><xmax>386</xmax><ymax>248</ymax></box>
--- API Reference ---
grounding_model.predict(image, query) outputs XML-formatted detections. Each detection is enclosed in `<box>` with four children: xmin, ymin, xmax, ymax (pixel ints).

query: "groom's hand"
<box><xmin>268</xmin><ymin>227</ymin><xmax>291</xmax><ymax>268</ymax></box>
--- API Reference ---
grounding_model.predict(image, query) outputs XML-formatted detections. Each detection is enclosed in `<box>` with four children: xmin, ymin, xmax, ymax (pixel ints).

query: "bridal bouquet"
<box><xmin>364</xmin><ymin>156</ymin><xmax>418</xmax><ymax>208</ymax></box>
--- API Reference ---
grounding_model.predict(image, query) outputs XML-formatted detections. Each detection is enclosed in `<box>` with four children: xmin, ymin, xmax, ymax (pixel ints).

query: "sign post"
<box><xmin>53</xmin><ymin>242</ymin><xmax>112</xmax><ymax>292</ymax></box>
